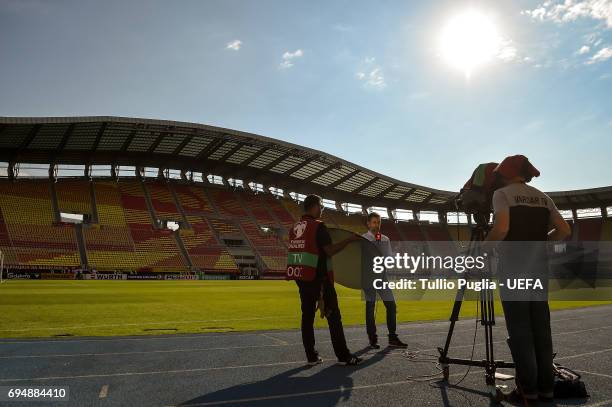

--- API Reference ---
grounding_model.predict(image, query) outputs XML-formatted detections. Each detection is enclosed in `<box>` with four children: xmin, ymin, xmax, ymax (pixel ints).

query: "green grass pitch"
<box><xmin>0</xmin><ymin>280</ymin><xmax>610</xmax><ymax>338</ymax></box>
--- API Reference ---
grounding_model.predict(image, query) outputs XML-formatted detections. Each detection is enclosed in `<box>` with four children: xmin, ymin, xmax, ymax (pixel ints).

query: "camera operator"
<box><xmin>485</xmin><ymin>155</ymin><xmax>571</xmax><ymax>404</ymax></box>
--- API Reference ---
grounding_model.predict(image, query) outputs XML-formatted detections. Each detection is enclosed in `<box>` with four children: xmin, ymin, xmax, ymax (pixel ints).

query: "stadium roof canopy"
<box><xmin>1</xmin><ymin>116</ymin><xmax>611</xmax><ymax>212</ymax></box>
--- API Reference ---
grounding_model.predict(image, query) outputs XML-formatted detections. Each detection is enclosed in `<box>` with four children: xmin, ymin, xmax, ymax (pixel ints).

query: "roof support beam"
<box><xmin>352</xmin><ymin>176</ymin><xmax>379</xmax><ymax>195</ymax></box>
<box><xmin>420</xmin><ymin>193</ymin><xmax>434</xmax><ymax>206</ymax></box>
<box><xmin>226</xmin><ymin>149</ymin><xmax>287</xmax><ymax>180</ymax></box>
<box><xmin>398</xmin><ymin>188</ymin><xmax>415</xmax><ymax>203</ymax></box>
<box><xmin>7</xmin><ymin>162</ymin><xmax>15</xmax><ymax>180</ymax></box>
<box><xmin>51</xmin><ymin>124</ymin><xmax>75</xmax><ymax>164</ymax></box>
<box><xmin>171</xmin><ymin>130</ymin><xmax>197</xmax><ymax>157</ymax></box>
<box><xmin>91</xmin><ymin>122</ymin><xmax>107</xmax><ymax>152</ymax></box>
<box><xmin>119</xmin><ymin>124</ymin><xmax>142</xmax><ymax>153</ymax></box>
<box><xmin>374</xmin><ymin>183</ymin><xmax>398</xmax><ymax>200</ymax></box>
<box><xmin>301</xmin><ymin>163</ymin><xmax>334</xmax><ymax>183</ymax></box>
<box><xmin>217</xmin><ymin>142</ymin><xmax>244</xmax><ymax>162</ymax></box>
<box><xmin>327</xmin><ymin>168</ymin><xmax>360</xmax><ymax>188</ymax></box>
<box><xmin>261</xmin><ymin>152</ymin><xmax>292</xmax><ymax>171</ymax></box>
<box><xmin>241</xmin><ymin>145</ymin><xmax>272</xmax><ymax>167</ymax></box>
<box><xmin>146</xmin><ymin>129</ymin><xmax>171</xmax><ymax>154</ymax></box>
<box><xmin>195</xmin><ymin>136</ymin><xmax>227</xmax><ymax>161</ymax></box>
<box><xmin>11</xmin><ymin>124</ymin><xmax>42</xmax><ymax>162</ymax></box>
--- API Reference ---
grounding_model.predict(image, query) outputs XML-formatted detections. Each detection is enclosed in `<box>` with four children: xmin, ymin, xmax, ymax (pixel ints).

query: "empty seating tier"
<box><xmin>0</xmin><ymin>180</ymin><xmax>80</xmax><ymax>268</ymax></box>
<box><xmin>55</xmin><ymin>179</ymin><xmax>92</xmax><ymax>215</ymax></box>
<box><xmin>396</xmin><ymin>222</ymin><xmax>426</xmax><ymax>240</ymax></box>
<box><xmin>207</xmin><ymin>189</ymin><xmax>248</xmax><ymax>217</ymax></box>
<box><xmin>173</xmin><ymin>185</ymin><xmax>215</xmax><ymax>214</ymax></box>
<box><xmin>145</xmin><ymin>181</ymin><xmax>182</xmax><ymax>219</ymax></box>
<box><xmin>576</xmin><ymin>218</ymin><xmax>603</xmax><ymax>241</ymax></box>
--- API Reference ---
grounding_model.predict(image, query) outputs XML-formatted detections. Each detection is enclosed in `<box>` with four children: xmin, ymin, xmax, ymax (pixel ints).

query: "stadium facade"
<box><xmin>0</xmin><ymin>116</ymin><xmax>611</xmax><ymax>278</ymax></box>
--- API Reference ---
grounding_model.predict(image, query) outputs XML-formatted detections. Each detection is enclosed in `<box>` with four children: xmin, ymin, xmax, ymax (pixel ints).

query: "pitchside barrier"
<box><xmin>4</xmin><ymin>271</ymin><xmax>202</xmax><ymax>280</ymax></box>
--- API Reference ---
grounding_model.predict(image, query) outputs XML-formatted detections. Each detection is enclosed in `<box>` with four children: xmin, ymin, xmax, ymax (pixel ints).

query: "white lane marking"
<box><xmin>3</xmin><ymin>325</ymin><xmax>612</xmax><ymax>383</ymax></box>
<box><xmin>556</xmin><ymin>348</ymin><xmax>612</xmax><ymax>361</ymax></box>
<box><xmin>0</xmin><ymin>360</ymin><xmax>305</xmax><ymax>382</ymax></box>
<box><xmin>0</xmin><ymin>326</ymin><xmax>477</xmax><ymax>346</ymax></box>
<box><xmin>2</xmin><ymin>322</ymin><xmax>612</xmax><ymax>360</ymax></box>
<box><xmin>0</xmin><ymin>332</ymin><xmax>261</xmax><ymax>345</ymax></box>
<box><xmin>98</xmin><ymin>384</ymin><xmax>109</xmax><ymax>398</ymax></box>
<box><xmin>0</xmin><ymin>325</ymin><xmax>516</xmax><ymax>360</ymax></box>
<box><xmin>584</xmin><ymin>398</ymin><xmax>612</xmax><ymax>407</ymax></box>
<box><xmin>0</xmin><ymin>343</ymin><xmax>289</xmax><ymax>359</ymax></box>
<box><xmin>575</xmin><ymin>369</ymin><xmax>612</xmax><ymax>380</ymax></box>
<box><xmin>259</xmin><ymin>333</ymin><xmax>289</xmax><ymax>346</ymax></box>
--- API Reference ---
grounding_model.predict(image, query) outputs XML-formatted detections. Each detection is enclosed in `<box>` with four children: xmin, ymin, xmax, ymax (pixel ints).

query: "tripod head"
<box><xmin>470</xmin><ymin>211</ymin><xmax>491</xmax><ymax>242</ymax></box>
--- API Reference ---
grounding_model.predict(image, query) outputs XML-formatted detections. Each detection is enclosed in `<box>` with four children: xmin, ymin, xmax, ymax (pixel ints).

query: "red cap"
<box><xmin>493</xmin><ymin>155</ymin><xmax>540</xmax><ymax>181</ymax></box>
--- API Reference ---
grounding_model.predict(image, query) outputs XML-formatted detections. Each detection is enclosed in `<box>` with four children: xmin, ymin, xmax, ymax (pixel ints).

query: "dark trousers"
<box><xmin>296</xmin><ymin>279</ymin><xmax>351</xmax><ymax>362</ymax></box>
<box><xmin>364</xmin><ymin>286</ymin><xmax>397</xmax><ymax>339</ymax></box>
<box><xmin>502</xmin><ymin>301</ymin><xmax>554</xmax><ymax>397</ymax></box>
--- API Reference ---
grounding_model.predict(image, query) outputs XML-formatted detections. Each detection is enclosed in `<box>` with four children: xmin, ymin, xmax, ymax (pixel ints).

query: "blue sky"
<box><xmin>1</xmin><ymin>0</ymin><xmax>610</xmax><ymax>192</ymax></box>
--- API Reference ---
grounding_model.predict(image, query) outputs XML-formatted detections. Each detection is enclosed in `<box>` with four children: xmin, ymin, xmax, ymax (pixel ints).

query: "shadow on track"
<box><xmin>179</xmin><ymin>346</ymin><xmax>388</xmax><ymax>406</ymax></box>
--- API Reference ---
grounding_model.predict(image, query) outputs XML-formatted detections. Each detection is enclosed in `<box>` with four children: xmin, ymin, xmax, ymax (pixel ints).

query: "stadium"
<box><xmin>1</xmin><ymin>116</ymin><xmax>610</xmax><ymax>279</ymax></box>
<box><xmin>1</xmin><ymin>116</ymin><xmax>612</xmax><ymax>406</ymax></box>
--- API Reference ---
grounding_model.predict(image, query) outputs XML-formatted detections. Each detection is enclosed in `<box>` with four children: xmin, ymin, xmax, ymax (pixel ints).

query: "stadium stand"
<box><xmin>602</xmin><ymin>219</ymin><xmax>612</xmax><ymax>241</ymax></box>
<box><xmin>396</xmin><ymin>222</ymin><xmax>426</xmax><ymax>240</ymax></box>
<box><xmin>83</xmin><ymin>181</ymin><xmax>137</xmax><ymax>271</ymax></box>
<box><xmin>1</xmin><ymin>176</ymin><xmax>610</xmax><ymax>276</ymax></box>
<box><xmin>0</xmin><ymin>207</ymin><xmax>17</xmax><ymax>265</ymax></box>
<box><xmin>0</xmin><ymin>180</ymin><xmax>80</xmax><ymax>268</ymax></box>
<box><xmin>280</xmin><ymin>198</ymin><xmax>303</xmax><ymax>222</ymax></box>
<box><xmin>179</xmin><ymin>215</ymin><xmax>238</xmax><ymax>273</ymax></box>
<box><xmin>0</xmin><ymin>117</ymin><xmax>610</xmax><ymax>277</ymax></box>
<box><xmin>261</xmin><ymin>195</ymin><xmax>295</xmax><ymax>230</ymax></box>
<box><xmin>239</xmin><ymin>190</ymin><xmax>277</xmax><ymax>225</ymax></box>
<box><xmin>576</xmin><ymin>217</ymin><xmax>603</xmax><ymax>241</ymax></box>
<box><xmin>239</xmin><ymin>219</ymin><xmax>286</xmax><ymax>273</ymax></box>
<box><xmin>55</xmin><ymin>179</ymin><xmax>92</xmax><ymax>215</ymax></box>
<box><xmin>421</xmin><ymin>224</ymin><xmax>453</xmax><ymax>241</ymax></box>
<box><xmin>447</xmin><ymin>224</ymin><xmax>471</xmax><ymax>241</ymax></box>
<box><xmin>145</xmin><ymin>180</ymin><xmax>183</xmax><ymax>220</ymax></box>
<box><xmin>207</xmin><ymin>188</ymin><xmax>248</xmax><ymax>217</ymax></box>
<box><xmin>209</xmin><ymin>218</ymin><xmax>242</xmax><ymax>237</ymax></box>
<box><xmin>334</xmin><ymin>213</ymin><xmax>367</xmax><ymax>234</ymax></box>
<box><xmin>118</xmin><ymin>181</ymin><xmax>188</xmax><ymax>271</ymax></box>
<box><xmin>172</xmin><ymin>184</ymin><xmax>215</xmax><ymax>215</ymax></box>
<box><xmin>381</xmin><ymin>219</ymin><xmax>403</xmax><ymax>241</ymax></box>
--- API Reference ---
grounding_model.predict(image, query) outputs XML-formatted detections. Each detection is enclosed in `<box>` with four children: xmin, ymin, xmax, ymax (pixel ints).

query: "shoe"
<box><xmin>307</xmin><ymin>356</ymin><xmax>323</xmax><ymax>366</ymax></box>
<box><xmin>368</xmin><ymin>335</ymin><xmax>380</xmax><ymax>349</ymax></box>
<box><xmin>388</xmin><ymin>336</ymin><xmax>408</xmax><ymax>348</ymax></box>
<box><xmin>505</xmin><ymin>388</ymin><xmax>537</xmax><ymax>405</ymax></box>
<box><xmin>341</xmin><ymin>355</ymin><xmax>363</xmax><ymax>366</ymax></box>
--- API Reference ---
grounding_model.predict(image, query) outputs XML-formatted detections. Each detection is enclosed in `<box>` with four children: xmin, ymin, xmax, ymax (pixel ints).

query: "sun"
<box><xmin>438</xmin><ymin>10</ymin><xmax>501</xmax><ymax>78</ymax></box>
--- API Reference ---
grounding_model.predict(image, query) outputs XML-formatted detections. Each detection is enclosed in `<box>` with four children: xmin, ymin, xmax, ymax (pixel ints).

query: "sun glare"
<box><xmin>439</xmin><ymin>10</ymin><xmax>501</xmax><ymax>78</ymax></box>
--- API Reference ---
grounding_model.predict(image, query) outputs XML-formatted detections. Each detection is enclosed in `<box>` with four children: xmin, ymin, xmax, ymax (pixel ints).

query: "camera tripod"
<box><xmin>437</xmin><ymin>220</ymin><xmax>515</xmax><ymax>399</ymax></box>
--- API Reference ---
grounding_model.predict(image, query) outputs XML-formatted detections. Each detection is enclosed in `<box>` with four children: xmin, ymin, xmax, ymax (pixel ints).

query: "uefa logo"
<box><xmin>293</xmin><ymin>221</ymin><xmax>307</xmax><ymax>238</ymax></box>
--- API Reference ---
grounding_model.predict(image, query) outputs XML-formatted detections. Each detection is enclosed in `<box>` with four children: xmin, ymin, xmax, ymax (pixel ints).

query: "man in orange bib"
<box><xmin>287</xmin><ymin>194</ymin><xmax>362</xmax><ymax>366</ymax></box>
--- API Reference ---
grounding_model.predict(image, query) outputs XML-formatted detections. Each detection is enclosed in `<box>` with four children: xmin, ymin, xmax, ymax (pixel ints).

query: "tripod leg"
<box><xmin>481</xmin><ymin>287</ymin><xmax>500</xmax><ymax>398</ymax></box>
<box><xmin>438</xmin><ymin>287</ymin><xmax>466</xmax><ymax>380</ymax></box>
